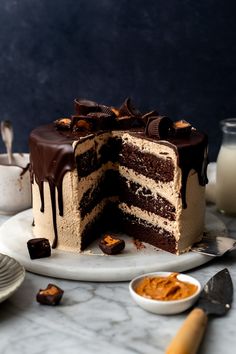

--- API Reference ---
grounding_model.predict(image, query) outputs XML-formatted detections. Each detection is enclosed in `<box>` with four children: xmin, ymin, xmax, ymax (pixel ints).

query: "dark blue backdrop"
<box><xmin>1</xmin><ymin>0</ymin><xmax>236</xmax><ymax>160</ymax></box>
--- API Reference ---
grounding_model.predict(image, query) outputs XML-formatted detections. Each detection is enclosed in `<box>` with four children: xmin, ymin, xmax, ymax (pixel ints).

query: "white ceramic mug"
<box><xmin>0</xmin><ymin>153</ymin><xmax>32</xmax><ymax>215</ymax></box>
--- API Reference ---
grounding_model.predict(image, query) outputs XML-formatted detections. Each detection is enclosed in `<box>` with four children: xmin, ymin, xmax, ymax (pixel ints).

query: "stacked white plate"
<box><xmin>0</xmin><ymin>253</ymin><xmax>25</xmax><ymax>303</ymax></box>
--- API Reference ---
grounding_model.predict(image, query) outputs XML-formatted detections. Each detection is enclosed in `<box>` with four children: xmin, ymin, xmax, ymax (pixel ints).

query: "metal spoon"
<box><xmin>0</xmin><ymin>120</ymin><xmax>14</xmax><ymax>164</ymax></box>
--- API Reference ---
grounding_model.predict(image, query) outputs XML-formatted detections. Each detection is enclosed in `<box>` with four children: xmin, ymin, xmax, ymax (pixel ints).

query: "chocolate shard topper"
<box><xmin>116</xmin><ymin>98</ymin><xmax>144</xmax><ymax>129</ymax></box>
<box><xmin>145</xmin><ymin>116</ymin><xmax>173</xmax><ymax>139</ymax></box>
<box><xmin>116</xmin><ymin>115</ymin><xmax>145</xmax><ymax>129</ymax></box>
<box><xmin>72</xmin><ymin>99</ymin><xmax>117</xmax><ymax>132</ymax></box>
<box><xmin>71</xmin><ymin>112</ymin><xmax>114</xmax><ymax>132</ymax></box>
<box><xmin>118</xmin><ymin>97</ymin><xmax>141</xmax><ymax>117</ymax></box>
<box><xmin>142</xmin><ymin>110</ymin><xmax>159</xmax><ymax>124</ymax></box>
<box><xmin>74</xmin><ymin>98</ymin><xmax>100</xmax><ymax>115</ymax></box>
<box><xmin>99</xmin><ymin>104</ymin><xmax>116</xmax><ymax>116</ymax></box>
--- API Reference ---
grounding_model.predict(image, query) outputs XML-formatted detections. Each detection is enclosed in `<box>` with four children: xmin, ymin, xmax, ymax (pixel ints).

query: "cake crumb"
<box><xmin>133</xmin><ymin>238</ymin><xmax>146</xmax><ymax>251</ymax></box>
<box><xmin>82</xmin><ymin>249</ymin><xmax>93</xmax><ymax>255</ymax></box>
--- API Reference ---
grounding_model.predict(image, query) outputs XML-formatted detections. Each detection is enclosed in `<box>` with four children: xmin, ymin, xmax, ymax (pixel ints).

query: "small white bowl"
<box><xmin>129</xmin><ymin>271</ymin><xmax>201</xmax><ymax>315</ymax></box>
<box><xmin>0</xmin><ymin>153</ymin><xmax>31</xmax><ymax>215</ymax></box>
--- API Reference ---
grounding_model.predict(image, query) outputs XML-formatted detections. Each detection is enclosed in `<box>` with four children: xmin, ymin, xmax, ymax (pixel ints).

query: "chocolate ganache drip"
<box><xmin>29</xmin><ymin>124</ymin><xmax>77</xmax><ymax>248</ymax></box>
<box><xmin>145</xmin><ymin>116</ymin><xmax>208</xmax><ymax>208</ymax></box>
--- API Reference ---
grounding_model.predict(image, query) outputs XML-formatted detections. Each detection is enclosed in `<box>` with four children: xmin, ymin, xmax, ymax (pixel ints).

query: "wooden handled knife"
<box><xmin>166</xmin><ymin>268</ymin><xmax>233</xmax><ymax>354</ymax></box>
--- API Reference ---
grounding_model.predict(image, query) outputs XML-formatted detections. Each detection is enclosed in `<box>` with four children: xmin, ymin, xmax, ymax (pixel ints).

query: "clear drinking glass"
<box><xmin>216</xmin><ymin>118</ymin><xmax>236</xmax><ymax>215</ymax></box>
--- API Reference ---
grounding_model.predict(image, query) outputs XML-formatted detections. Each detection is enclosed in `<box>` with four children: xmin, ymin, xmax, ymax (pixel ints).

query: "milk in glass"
<box><xmin>216</xmin><ymin>118</ymin><xmax>236</xmax><ymax>214</ymax></box>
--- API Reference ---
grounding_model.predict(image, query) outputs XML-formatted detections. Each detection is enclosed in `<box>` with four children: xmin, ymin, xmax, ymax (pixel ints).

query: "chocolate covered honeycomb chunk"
<box><xmin>73</xmin><ymin>119</ymin><xmax>92</xmax><ymax>132</ymax></box>
<box><xmin>173</xmin><ymin>120</ymin><xmax>192</xmax><ymax>137</ymax></box>
<box><xmin>99</xmin><ymin>234</ymin><xmax>125</xmax><ymax>255</ymax></box>
<box><xmin>36</xmin><ymin>284</ymin><xmax>64</xmax><ymax>305</ymax></box>
<box><xmin>27</xmin><ymin>238</ymin><xmax>51</xmax><ymax>259</ymax></box>
<box><xmin>54</xmin><ymin>118</ymin><xmax>71</xmax><ymax>130</ymax></box>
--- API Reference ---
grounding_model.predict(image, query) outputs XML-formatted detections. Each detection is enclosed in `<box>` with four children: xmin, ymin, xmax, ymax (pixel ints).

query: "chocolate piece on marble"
<box><xmin>36</xmin><ymin>284</ymin><xmax>64</xmax><ymax>305</ymax></box>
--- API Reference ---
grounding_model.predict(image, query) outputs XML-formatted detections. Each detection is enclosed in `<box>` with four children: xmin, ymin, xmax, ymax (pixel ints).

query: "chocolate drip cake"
<box><xmin>29</xmin><ymin>98</ymin><xmax>208</xmax><ymax>254</ymax></box>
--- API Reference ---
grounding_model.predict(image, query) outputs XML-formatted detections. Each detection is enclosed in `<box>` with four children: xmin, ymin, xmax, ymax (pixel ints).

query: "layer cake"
<box><xmin>29</xmin><ymin>98</ymin><xmax>208</xmax><ymax>254</ymax></box>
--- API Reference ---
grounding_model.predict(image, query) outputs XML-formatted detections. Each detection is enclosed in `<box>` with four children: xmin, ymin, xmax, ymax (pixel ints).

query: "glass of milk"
<box><xmin>216</xmin><ymin>118</ymin><xmax>236</xmax><ymax>215</ymax></box>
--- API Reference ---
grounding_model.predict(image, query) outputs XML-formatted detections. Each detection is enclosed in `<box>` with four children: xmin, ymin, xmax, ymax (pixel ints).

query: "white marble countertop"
<box><xmin>0</xmin><ymin>205</ymin><xmax>236</xmax><ymax>354</ymax></box>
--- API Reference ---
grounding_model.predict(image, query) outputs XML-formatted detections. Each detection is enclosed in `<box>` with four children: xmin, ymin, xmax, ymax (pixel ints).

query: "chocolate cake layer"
<box><xmin>80</xmin><ymin>202</ymin><xmax>118</xmax><ymax>250</ymax></box>
<box><xmin>80</xmin><ymin>170</ymin><xmax>119</xmax><ymax>218</ymax></box>
<box><xmin>119</xmin><ymin>176</ymin><xmax>176</xmax><ymax>221</ymax></box>
<box><xmin>120</xmin><ymin>212</ymin><xmax>177</xmax><ymax>254</ymax></box>
<box><xmin>76</xmin><ymin>137</ymin><xmax>121</xmax><ymax>178</ymax></box>
<box><xmin>128</xmin><ymin>131</ymin><xmax>208</xmax><ymax>208</ymax></box>
<box><xmin>119</xmin><ymin>143</ymin><xmax>175</xmax><ymax>183</ymax></box>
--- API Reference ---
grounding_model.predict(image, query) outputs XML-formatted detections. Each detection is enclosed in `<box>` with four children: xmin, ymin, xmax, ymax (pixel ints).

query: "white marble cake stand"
<box><xmin>0</xmin><ymin>208</ymin><xmax>227</xmax><ymax>281</ymax></box>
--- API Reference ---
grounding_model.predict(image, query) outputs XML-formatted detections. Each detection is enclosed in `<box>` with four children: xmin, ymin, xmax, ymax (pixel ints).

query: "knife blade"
<box><xmin>166</xmin><ymin>268</ymin><xmax>233</xmax><ymax>354</ymax></box>
<box><xmin>191</xmin><ymin>236</ymin><xmax>236</xmax><ymax>257</ymax></box>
